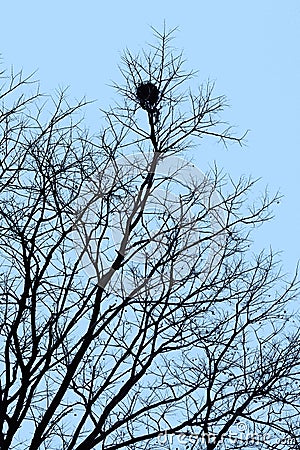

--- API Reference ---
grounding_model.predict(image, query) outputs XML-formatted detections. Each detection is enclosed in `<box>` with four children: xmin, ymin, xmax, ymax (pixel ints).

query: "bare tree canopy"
<box><xmin>0</xmin><ymin>26</ymin><xmax>299</xmax><ymax>450</ymax></box>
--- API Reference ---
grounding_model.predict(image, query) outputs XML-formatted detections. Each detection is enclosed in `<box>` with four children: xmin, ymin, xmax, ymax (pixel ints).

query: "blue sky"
<box><xmin>1</xmin><ymin>0</ymin><xmax>299</xmax><ymax>274</ymax></box>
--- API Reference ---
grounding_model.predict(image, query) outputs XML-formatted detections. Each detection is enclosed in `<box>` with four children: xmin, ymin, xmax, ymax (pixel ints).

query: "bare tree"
<box><xmin>0</xmin><ymin>26</ymin><xmax>299</xmax><ymax>450</ymax></box>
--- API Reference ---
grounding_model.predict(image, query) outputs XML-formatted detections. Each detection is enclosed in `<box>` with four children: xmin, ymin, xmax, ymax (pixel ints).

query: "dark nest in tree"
<box><xmin>136</xmin><ymin>82</ymin><xmax>159</xmax><ymax>109</ymax></box>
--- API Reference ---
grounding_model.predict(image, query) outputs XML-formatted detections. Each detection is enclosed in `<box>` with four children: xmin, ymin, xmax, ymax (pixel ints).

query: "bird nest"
<box><xmin>136</xmin><ymin>82</ymin><xmax>159</xmax><ymax>110</ymax></box>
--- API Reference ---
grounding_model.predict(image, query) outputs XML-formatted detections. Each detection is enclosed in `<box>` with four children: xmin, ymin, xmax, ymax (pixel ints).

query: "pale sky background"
<box><xmin>1</xmin><ymin>1</ymin><xmax>299</xmax><ymax>275</ymax></box>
